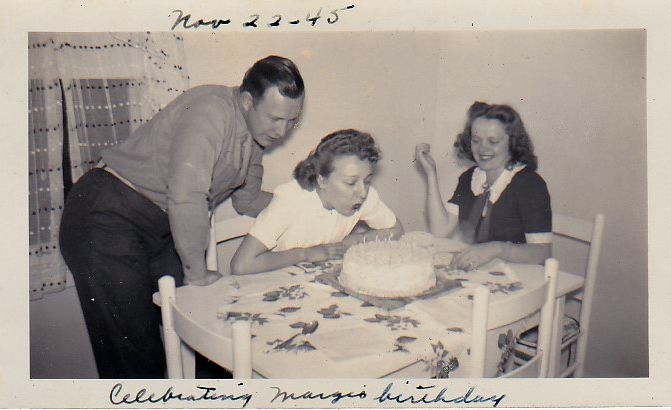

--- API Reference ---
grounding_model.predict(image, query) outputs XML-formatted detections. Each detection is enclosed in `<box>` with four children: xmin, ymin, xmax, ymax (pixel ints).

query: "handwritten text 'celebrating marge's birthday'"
<box><xmin>170</xmin><ymin>5</ymin><xmax>355</xmax><ymax>30</ymax></box>
<box><xmin>109</xmin><ymin>382</ymin><xmax>506</xmax><ymax>407</ymax></box>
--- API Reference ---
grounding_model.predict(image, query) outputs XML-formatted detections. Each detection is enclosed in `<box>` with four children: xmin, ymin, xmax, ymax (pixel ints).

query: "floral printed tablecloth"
<box><xmin>151</xmin><ymin>235</ymin><xmax>582</xmax><ymax>378</ymax></box>
<box><xmin>210</xmin><ymin>251</ymin><xmax>529</xmax><ymax>378</ymax></box>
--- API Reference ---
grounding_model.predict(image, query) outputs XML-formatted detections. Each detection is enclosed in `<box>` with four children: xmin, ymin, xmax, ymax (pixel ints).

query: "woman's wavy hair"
<box><xmin>293</xmin><ymin>129</ymin><xmax>380</xmax><ymax>190</ymax></box>
<box><xmin>454</xmin><ymin>102</ymin><xmax>538</xmax><ymax>171</ymax></box>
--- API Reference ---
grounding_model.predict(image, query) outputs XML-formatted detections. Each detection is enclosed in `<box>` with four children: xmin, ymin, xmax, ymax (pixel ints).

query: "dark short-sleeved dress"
<box><xmin>447</xmin><ymin>165</ymin><xmax>552</xmax><ymax>244</ymax></box>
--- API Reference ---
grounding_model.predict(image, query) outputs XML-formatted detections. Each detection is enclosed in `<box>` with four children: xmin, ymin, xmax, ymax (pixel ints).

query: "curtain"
<box><xmin>28</xmin><ymin>32</ymin><xmax>190</xmax><ymax>299</ymax></box>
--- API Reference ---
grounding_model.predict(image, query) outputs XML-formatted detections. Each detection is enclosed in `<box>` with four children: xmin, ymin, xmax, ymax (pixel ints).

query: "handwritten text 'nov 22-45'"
<box><xmin>170</xmin><ymin>5</ymin><xmax>355</xmax><ymax>30</ymax></box>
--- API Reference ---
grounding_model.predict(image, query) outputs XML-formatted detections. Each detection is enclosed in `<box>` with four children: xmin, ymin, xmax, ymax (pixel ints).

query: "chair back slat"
<box><xmin>537</xmin><ymin>259</ymin><xmax>559</xmax><ymax>377</ymax></box>
<box><xmin>215</xmin><ymin>215</ymin><xmax>256</xmax><ymax>242</ymax></box>
<box><xmin>171</xmin><ymin>301</ymin><xmax>234</xmax><ymax>370</ymax></box>
<box><xmin>471</xmin><ymin>258</ymin><xmax>558</xmax><ymax>378</ymax></box>
<box><xmin>504</xmin><ymin>355</ymin><xmax>542</xmax><ymax>378</ymax></box>
<box><xmin>584</xmin><ymin>213</ymin><xmax>605</xmax><ymax>286</ymax></box>
<box><xmin>549</xmin><ymin>213</ymin><xmax>605</xmax><ymax>378</ymax></box>
<box><xmin>470</xmin><ymin>286</ymin><xmax>489</xmax><ymax>377</ymax></box>
<box><xmin>158</xmin><ymin>276</ymin><xmax>183</xmax><ymax>379</ymax></box>
<box><xmin>573</xmin><ymin>213</ymin><xmax>605</xmax><ymax>377</ymax></box>
<box><xmin>207</xmin><ymin>214</ymin><xmax>256</xmax><ymax>272</ymax></box>
<box><xmin>159</xmin><ymin>274</ymin><xmax>253</xmax><ymax>379</ymax></box>
<box><xmin>232</xmin><ymin>321</ymin><xmax>253</xmax><ymax>378</ymax></box>
<box><xmin>486</xmin><ymin>281</ymin><xmax>549</xmax><ymax>329</ymax></box>
<box><xmin>552</xmin><ymin>213</ymin><xmax>594</xmax><ymax>242</ymax></box>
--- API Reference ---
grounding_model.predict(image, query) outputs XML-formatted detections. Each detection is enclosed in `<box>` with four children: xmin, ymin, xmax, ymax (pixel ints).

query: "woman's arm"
<box><xmin>342</xmin><ymin>219</ymin><xmax>404</xmax><ymax>249</ymax></box>
<box><xmin>451</xmin><ymin>241</ymin><xmax>551</xmax><ymax>270</ymax></box>
<box><xmin>499</xmin><ymin>242</ymin><xmax>552</xmax><ymax>265</ymax></box>
<box><xmin>230</xmin><ymin>235</ymin><xmax>345</xmax><ymax>275</ymax></box>
<box><xmin>415</xmin><ymin>144</ymin><xmax>459</xmax><ymax>237</ymax></box>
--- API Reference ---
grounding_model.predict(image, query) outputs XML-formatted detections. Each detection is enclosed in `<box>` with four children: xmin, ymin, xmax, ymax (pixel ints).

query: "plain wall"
<box><xmin>185</xmin><ymin>30</ymin><xmax>647</xmax><ymax>378</ymax></box>
<box><xmin>432</xmin><ymin>31</ymin><xmax>648</xmax><ymax>377</ymax></box>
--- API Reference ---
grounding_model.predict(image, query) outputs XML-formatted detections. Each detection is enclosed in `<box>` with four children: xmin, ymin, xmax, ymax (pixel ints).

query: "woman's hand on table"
<box><xmin>450</xmin><ymin>242</ymin><xmax>503</xmax><ymax>271</ymax></box>
<box><xmin>304</xmin><ymin>243</ymin><xmax>345</xmax><ymax>263</ymax></box>
<box><xmin>184</xmin><ymin>270</ymin><xmax>223</xmax><ymax>286</ymax></box>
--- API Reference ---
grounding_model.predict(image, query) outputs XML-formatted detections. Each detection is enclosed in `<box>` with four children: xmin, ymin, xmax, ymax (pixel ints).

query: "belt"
<box><xmin>96</xmin><ymin>160</ymin><xmax>139</xmax><ymax>193</ymax></box>
<box><xmin>95</xmin><ymin>160</ymin><xmax>168</xmax><ymax>213</ymax></box>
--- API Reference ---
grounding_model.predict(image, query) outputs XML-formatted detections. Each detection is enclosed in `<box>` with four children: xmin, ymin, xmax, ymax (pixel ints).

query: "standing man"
<box><xmin>59</xmin><ymin>56</ymin><xmax>305</xmax><ymax>378</ymax></box>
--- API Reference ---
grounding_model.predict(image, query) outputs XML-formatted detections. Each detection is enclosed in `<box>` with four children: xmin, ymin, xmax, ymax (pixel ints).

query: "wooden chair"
<box><xmin>551</xmin><ymin>212</ymin><xmax>605</xmax><ymax>377</ymax></box>
<box><xmin>470</xmin><ymin>258</ymin><xmax>559</xmax><ymax>378</ymax></box>
<box><xmin>205</xmin><ymin>206</ymin><xmax>255</xmax><ymax>272</ymax></box>
<box><xmin>514</xmin><ymin>213</ymin><xmax>605</xmax><ymax>377</ymax></box>
<box><xmin>158</xmin><ymin>275</ymin><xmax>252</xmax><ymax>378</ymax></box>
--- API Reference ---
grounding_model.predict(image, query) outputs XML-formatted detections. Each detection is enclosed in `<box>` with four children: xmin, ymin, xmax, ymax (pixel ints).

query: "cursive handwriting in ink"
<box><xmin>269</xmin><ymin>386</ymin><xmax>367</xmax><ymax>404</ymax></box>
<box><xmin>374</xmin><ymin>382</ymin><xmax>506</xmax><ymax>407</ymax></box>
<box><xmin>109</xmin><ymin>383</ymin><xmax>253</xmax><ymax>408</ymax></box>
<box><xmin>327</xmin><ymin>4</ymin><xmax>354</xmax><ymax>24</ymax></box>
<box><xmin>169</xmin><ymin>5</ymin><xmax>355</xmax><ymax>30</ymax></box>
<box><xmin>306</xmin><ymin>8</ymin><xmax>322</xmax><ymax>26</ymax></box>
<box><xmin>268</xmin><ymin>15</ymin><xmax>282</xmax><ymax>27</ymax></box>
<box><xmin>243</xmin><ymin>14</ymin><xmax>260</xmax><ymax>28</ymax></box>
<box><xmin>170</xmin><ymin>10</ymin><xmax>231</xmax><ymax>30</ymax></box>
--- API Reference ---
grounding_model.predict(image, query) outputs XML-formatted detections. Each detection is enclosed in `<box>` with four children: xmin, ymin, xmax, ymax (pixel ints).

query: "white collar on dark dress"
<box><xmin>470</xmin><ymin>163</ymin><xmax>526</xmax><ymax>204</ymax></box>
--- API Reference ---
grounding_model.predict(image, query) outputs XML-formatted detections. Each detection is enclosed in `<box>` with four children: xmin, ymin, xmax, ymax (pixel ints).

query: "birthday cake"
<box><xmin>339</xmin><ymin>239</ymin><xmax>436</xmax><ymax>298</ymax></box>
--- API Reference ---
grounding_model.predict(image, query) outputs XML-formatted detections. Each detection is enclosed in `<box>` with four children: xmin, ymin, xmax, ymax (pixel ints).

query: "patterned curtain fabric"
<box><xmin>28</xmin><ymin>32</ymin><xmax>190</xmax><ymax>299</ymax></box>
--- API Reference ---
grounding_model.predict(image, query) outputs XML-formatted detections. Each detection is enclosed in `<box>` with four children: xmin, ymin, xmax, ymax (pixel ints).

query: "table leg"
<box><xmin>181</xmin><ymin>343</ymin><xmax>196</xmax><ymax>379</ymax></box>
<box><xmin>548</xmin><ymin>296</ymin><xmax>565</xmax><ymax>377</ymax></box>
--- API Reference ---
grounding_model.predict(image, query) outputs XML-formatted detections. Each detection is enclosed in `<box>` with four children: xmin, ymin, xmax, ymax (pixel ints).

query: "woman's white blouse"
<box><xmin>248</xmin><ymin>179</ymin><xmax>398</xmax><ymax>251</ymax></box>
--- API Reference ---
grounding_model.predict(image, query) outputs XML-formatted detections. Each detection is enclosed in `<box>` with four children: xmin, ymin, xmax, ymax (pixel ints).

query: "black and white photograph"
<box><xmin>3</xmin><ymin>0</ymin><xmax>671</xmax><ymax>408</ymax></box>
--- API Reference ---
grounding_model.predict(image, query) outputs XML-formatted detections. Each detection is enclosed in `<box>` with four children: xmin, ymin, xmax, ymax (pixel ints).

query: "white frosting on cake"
<box><xmin>339</xmin><ymin>239</ymin><xmax>436</xmax><ymax>298</ymax></box>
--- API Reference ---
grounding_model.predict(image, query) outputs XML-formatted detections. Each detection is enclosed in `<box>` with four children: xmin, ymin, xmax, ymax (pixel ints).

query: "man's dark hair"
<box><xmin>240</xmin><ymin>55</ymin><xmax>304</xmax><ymax>104</ymax></box>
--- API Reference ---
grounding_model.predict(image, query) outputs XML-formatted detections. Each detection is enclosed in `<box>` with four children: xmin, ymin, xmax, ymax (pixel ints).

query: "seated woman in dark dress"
<box><xmin>415</xmin><ymin>101</ymin><xmax>552</xmax><ymax>270</ymax></box>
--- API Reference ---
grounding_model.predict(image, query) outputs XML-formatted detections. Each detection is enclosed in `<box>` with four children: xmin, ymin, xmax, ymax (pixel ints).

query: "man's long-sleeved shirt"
<box><xmin>102</xmin><ymin>85</ymin><xmax>264</xmax><ymax>280</ymax></box>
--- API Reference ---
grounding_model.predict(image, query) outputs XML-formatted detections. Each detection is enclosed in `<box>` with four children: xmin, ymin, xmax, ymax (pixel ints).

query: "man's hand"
<box><xmin>184</xmin><ymin>270</ymin><xmax>223</xmax><ymax>286</ymax></box>
<box><xmin>304</xmin><ymin>243</ymin><xmax>345</xmax><ymax>263</ymax></box>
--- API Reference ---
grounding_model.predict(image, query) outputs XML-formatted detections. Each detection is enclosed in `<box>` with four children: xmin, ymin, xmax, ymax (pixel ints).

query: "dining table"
<box><xmin>153</xmin><ymin>236</ymin><xmax>584</xmax><ymax>379</ymax></box>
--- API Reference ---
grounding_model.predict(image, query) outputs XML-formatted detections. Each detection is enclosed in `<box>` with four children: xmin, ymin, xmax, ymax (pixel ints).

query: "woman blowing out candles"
<box><xmin>415</xmin><ymin>102</ymin><xmax>552</xmax><ymax>271</ymax></box>
<box><xmin>231</xmin><ymin>129</ymin><xmax>403</xmax><ymax>275</ymax></box>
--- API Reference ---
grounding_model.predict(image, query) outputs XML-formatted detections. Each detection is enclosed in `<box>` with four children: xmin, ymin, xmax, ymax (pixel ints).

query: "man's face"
<box><xmin>242</xmin><ymin>86</ymin><xmax>304</xmax><ymax>148</ymax></box>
